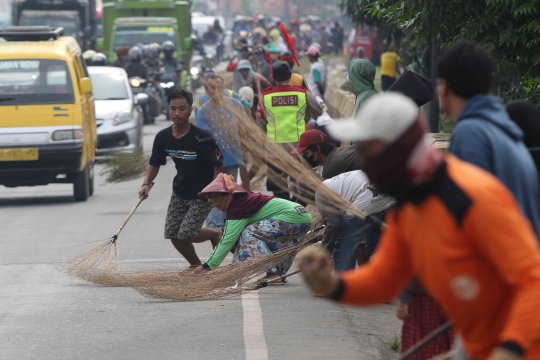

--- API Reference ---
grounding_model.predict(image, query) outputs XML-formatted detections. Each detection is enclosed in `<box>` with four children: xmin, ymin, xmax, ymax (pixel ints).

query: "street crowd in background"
<box><xmin>127</xmin><ymin>10</ymin><xmax>540</xmax><ymax>360</ymax></box>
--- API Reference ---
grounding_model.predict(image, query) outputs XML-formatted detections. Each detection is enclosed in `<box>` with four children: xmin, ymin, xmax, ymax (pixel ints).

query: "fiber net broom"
<box><xmin>62</xmin><ymin>183</ymin><xmax>154</xmax><ymax>284</ymax></box>
<box><xmin>131</xmin><ymin>223</ymin><xmax>326</xmax><ymax>301</ymax></box>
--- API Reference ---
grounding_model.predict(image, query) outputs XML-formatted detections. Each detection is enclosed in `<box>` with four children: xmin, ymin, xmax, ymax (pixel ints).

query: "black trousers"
<box><xmin>381</xmin><ymin>75</ymin><xmax>396</xmax><ymax>91</ymax></box>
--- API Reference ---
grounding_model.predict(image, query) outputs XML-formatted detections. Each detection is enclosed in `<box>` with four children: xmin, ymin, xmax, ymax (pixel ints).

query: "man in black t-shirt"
<box><xmin>139</xmin><ymin>89</ymin><xmax>224</xmax><ymax>267</ymax></box>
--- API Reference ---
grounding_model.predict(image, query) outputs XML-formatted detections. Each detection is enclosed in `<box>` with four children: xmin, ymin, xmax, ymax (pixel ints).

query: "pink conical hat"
<box><xmin>198</xmin><ymin>173</ymin><xmax>247</xmax><ymax>198</ymax></box>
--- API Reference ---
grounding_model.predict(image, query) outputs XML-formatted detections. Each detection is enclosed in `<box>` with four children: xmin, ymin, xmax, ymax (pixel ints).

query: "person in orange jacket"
<box><xmin>296</xmin><ymin>92</ymin><xmax>540</xmax><ymax>360</ymax></box>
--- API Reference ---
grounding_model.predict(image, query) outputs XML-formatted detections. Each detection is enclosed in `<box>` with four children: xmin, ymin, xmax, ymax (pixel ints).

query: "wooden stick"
<box><xmin>399</xmin><ymin>321</ymin><xmax>452</xmax><ymax>360</ymax></box>
<box><xmin>113</xmin><ymin>182</ymin><xmax>154</xmax><ymax>239</ymax></box>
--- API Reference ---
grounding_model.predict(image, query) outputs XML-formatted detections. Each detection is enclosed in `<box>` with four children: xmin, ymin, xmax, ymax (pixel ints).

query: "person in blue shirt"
<box><xmin>194</xmin><ymin>72</ymin><xmax>251</xmax><ymax>117</ymax></box>
<box><xmin>437</xmin><ymin>40</ymin><xmax>540</xmax><ymax>238</ymax></box>
<box><xmin>196</xmin><ymin>74</ymin><xmax>245</xmax><ymax>229</ymax></box>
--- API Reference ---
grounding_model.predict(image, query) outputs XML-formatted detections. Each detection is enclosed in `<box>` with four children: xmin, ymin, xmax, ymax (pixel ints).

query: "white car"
<box><xmin>88</xmin><ymin>66</ymin><xmax>146</xmax><ymax>155</ymax></box>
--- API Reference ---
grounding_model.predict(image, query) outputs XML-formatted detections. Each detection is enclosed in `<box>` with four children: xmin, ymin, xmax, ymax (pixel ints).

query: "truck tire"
<box><xmin>73</xmin><ymin>164</ymin><xmax>90</xmax><ymax>202</ymax></box>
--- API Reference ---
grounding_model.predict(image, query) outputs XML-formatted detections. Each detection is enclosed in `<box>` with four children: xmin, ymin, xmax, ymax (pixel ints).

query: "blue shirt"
<box><xmin>194</xmin><ymin>89</ymin><xmax>251</xmax><ymax>116</ymax></box>
<box><xmin>449</xmin><ymin>94</ymin><xmax>540</xmax><ymax>238</ymax></box>
<box><xmin>196</xmin><ymin>97</ymin><xmax>244</xmax><ymax>168</ymax></box>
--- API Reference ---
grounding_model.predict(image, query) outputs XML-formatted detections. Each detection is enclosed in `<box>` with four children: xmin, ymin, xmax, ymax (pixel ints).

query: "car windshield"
<box><xmin>113</xmin><ymin>26</ymin><xmax>177</xmax><ymax>51</ymax></box>
<box><xmin>89</xmin><ymin>72</ymin><xmax>129</xmax><ymax>101</ymax></box>
<box><xmin>20</xmin><ymin>17</ymin><xmax>80</xmax><ymax>40</ymax></box>
<box><xmin>0</xmin><ymin>59</ymin><xmax>74</xmax><ymax>105</ymax></box>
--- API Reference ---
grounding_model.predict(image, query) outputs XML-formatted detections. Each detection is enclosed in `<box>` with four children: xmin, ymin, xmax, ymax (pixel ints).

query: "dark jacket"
<box><xmin>449</xmin><ymin>94</ymin><xmax>540</xmax><ymax>237</ymax></box>
<box><xmin>124</xmin><ymin>62</ymin><xmax>150</xmax><ymax>80</ymax></box>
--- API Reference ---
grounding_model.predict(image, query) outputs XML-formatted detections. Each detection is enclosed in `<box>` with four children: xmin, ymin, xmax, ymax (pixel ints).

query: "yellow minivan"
<box><xmin>0</xmin><ymin>27</ymin><xmax>97</xmax><ymax>201</ymax></box>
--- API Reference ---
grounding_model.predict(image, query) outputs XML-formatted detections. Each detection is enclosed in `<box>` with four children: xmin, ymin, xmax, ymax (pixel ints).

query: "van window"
<box><xmin>0</xmin><ymin>59</ymin><xmax>75</xmax><ymax>105</ymax></box>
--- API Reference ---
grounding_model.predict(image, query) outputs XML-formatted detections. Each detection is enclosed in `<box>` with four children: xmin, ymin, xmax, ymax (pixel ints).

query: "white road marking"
<box><xmin>242</xmin><ymin>291</ymin><xmax>269</xmax><ymax>360</ymax></box>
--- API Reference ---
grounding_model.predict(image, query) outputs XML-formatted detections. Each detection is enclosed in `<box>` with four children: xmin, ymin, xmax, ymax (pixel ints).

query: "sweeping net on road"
<box><xmin>62</xmin><ymin>221</ymin><xmax>324</xmax><ymax>301</ymax></box>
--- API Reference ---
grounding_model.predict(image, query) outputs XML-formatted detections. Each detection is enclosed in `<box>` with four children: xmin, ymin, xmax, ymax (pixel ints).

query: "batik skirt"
<box><xmin>232</xmin><ymin>217</ymin><xmax>311</xmax><ymax>275</ymax></box>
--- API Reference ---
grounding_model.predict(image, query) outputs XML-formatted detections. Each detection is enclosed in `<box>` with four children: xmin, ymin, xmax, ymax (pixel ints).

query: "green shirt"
<box><xmin>204</xmin><ymin>198</ymin><xmax>312</xmax><ymax>269</ymax></box>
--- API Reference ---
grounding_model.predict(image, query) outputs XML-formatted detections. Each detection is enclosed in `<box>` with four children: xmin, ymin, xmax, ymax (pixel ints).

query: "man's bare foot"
<box><xmin>210</xmin><ymin>228</ymin><xmax>222</xmax><ymax>248</ymax></box>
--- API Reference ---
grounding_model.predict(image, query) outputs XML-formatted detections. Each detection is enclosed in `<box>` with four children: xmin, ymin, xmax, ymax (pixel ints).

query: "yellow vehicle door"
<box><xmin>73</xmin><ymin>54</ymin><xmax>97</xmax><ymax>164</ymax></box>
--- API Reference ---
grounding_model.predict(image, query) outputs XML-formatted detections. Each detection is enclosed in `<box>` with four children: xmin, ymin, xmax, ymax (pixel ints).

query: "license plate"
<box><xmin>0</xmin><ymin>148</ymin><xmax>39</xmax><ymax>161</ymax></box>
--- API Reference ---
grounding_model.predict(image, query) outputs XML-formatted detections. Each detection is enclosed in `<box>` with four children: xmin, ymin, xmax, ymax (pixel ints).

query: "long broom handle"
<box><xmin>399</xmin><ymin>321</ymin><xmax>452</xmax><ymax>360</ymax></box>
<box><xmin>113</xmin><ymin>182</ymin><xmax>154</xmax><ymax>239</ymax></box>
<box><xmin>256</xmin><ymin>225</ymin><xmax>325</xmax><ymax>288</ymax></box>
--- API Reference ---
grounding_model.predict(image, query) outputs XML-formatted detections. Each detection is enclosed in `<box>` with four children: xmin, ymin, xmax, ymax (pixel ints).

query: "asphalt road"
<box><xmin>0</xmin><ymin>114</ymin><xmax>402</xmax><ymax>360</ymax></box>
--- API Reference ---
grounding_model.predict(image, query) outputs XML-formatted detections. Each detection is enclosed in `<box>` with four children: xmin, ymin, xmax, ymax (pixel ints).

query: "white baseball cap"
<box><xmin>327</xmin><ymin>92</ymin><xmax>419</xmax><ymax>144</ymax></box>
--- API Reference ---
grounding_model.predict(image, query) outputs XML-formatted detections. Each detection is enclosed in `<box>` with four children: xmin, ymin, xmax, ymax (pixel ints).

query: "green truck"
<box><xmin>99</xmin><ymin>0</ymin><xmax>192</xmax><ymax>85</ymax></box>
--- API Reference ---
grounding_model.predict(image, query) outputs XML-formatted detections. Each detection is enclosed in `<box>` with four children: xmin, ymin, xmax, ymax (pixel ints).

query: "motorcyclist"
<box><xmin>202</xmin><ymin>26</ymin><xmax>221</xmax><ymax>62</ymax></box>
<box><xmin>213</xmin><ymin>19</ymin><xmax>223</xmax><ymax>35</ymax></box>
<box><xmin>161</xmin><ymin>41</ymin><xmax>184</xmax><ymax>74</ymax></box>
<box><xmin>125</xmin><ymin>46</ymin><xmax>157</xmax><ymax>120</ymax></box>
<box><xmin>144</xmin><ymin>43</ymin><xmax>167</xmax><ymax>112</ymax></box>
<box><xmin>124</xmin><ymin>46</ymin><xmax>150</xmax><ymax>79</ymax></box>
<box><xmin>113</xmin><ymin>45</ymin><xmax>130</xmax><ymax>68</ymax></box>
<box><xmin>91</xmin><ymin>53</ymin><xmax>107</xmax><ymax>66</ymax></box>
<box><xmin>191</xmin><ymin>34</ymin><xmax>205</xmax><ymax>57</ymax></box>
<box><xmin>203</xmin><ymin>26</ymin><xmax>220</xmax><ymax>43</ymax></box>
<box><xmin>144</xmin><ymin>44</ymin><xmax>165</xmax><ymax>79</ymax></box>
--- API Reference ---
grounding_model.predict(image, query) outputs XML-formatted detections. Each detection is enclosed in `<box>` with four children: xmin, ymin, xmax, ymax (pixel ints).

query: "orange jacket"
<box><xmin>337</xmin><ymin>155</ymin><xmax>540</xmax><ymax>359</ymax></box>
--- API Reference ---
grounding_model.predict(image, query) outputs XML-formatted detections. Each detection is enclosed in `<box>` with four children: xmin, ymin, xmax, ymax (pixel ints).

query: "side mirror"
<box><xmin>80</xmin><ymin>77</ymin><xmax>93</xmax><ymax>95</ymax></box>
<box><xmin>136</xmin><ymin>93</ymin><xmax>149</xmax><ymax>105</ymax></box>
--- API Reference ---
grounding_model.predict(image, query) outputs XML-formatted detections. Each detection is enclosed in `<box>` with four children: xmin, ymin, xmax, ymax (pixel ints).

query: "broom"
<box><xmin>100</xmin><ymin>150</ymin><xmax>150</xmax><ymax>183</ymax></box>
<box><xmin>63</xmin><ymin>182</ymin><xmax>154</xmax><ymax>284</ymax></box>
<box><xmin>131</xmin><ymin>224</ymin><xmax>326</xmax><ymax>301</ymax></box>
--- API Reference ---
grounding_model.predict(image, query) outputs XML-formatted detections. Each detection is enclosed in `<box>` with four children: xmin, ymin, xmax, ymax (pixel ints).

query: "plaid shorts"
<box><xmin>164</xmin><ymin>192</ymin><xmax>212</xmax><ymax>240</ymax></box>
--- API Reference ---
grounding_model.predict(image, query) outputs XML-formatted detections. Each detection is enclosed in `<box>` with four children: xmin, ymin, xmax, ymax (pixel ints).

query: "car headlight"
<box><xmin>113</xmin><ymin>110</ymin><xmax>132</xmax><ymax>126</ymax></box>
<box><xmin>239</xmin><ymin>30</ymin><xmax>247</xmax><ymax>36</ymax></box>
<box><xmin>190</xmin><ymin>67</ymin><xmax>199</xmax><ymax>75</ymax></box>
<box><xmin>52</xmin><ymin>129</ymin><xmax>83</xmax><ymax>141</ymax></box>
<box><xmin>130</xmin><ymin>78</ymin><xmax>140</xmax><ymax>87</ymax></box>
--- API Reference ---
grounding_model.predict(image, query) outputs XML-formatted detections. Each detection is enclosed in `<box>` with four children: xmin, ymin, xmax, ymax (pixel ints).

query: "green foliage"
<box><xmin>340</xmin><ymin>0</ymin><xmax>540</xmax><ymax>105</ymax></box>
<box><xmin>385</xmin><ymin>333</ymin><xmax>401</xmax><ymax>352</ymax></box>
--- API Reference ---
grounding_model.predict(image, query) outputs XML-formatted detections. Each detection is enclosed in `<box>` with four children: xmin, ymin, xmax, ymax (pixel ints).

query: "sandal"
<box><xmin>256</xmin><ymin>273</ymin><xmax>286</xmax><ymax>286</ymax></box>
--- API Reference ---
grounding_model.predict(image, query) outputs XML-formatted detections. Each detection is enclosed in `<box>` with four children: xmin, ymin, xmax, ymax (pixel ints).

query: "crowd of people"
<box><xmin>135</xmin><ymin>35</ymin><xmax>540</xmax><ymax>360</ymax></box>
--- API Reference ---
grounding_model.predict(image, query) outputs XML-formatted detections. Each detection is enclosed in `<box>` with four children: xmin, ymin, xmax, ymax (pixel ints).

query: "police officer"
<box><xmin>255</xmin><ymin>61</ymin><xmax>323</xmax><ymax>199</ymax></box>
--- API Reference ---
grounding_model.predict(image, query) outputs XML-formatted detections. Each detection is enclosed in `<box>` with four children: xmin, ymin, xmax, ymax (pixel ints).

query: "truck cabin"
<box><xmin>19</xmin><ymin>10</ymin><xmax>82</xmax><ymax>42</ymax></box>
<box><xmin>112</xmin><ymin>17</ymin><xmax>178</xmax><ymax>52</ymax></box>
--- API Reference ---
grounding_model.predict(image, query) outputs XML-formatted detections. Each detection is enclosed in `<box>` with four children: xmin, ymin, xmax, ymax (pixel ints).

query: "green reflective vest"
<box><xmin>263</xmin><ymin>86</ymin><xmax>307</xmax><ymax>144</ymax></box>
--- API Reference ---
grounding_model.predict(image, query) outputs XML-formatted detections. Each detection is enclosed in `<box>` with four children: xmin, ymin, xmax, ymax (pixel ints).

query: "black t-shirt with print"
<box><xmin>149</xmin><ymin>124</ymin><xmax>223</xmax><ymax>199</ymax></box>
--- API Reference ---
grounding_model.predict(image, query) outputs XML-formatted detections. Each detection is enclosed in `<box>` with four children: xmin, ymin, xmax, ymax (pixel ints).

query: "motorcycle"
<box><xmin>159</xmin><ymin>69</ymin><xmax>181</xmax><ymax>120</ymax></box>
<box><xmin>129</xmin><ymin>76</ymin><xmax>161</xmax><ymax>125</ymax></box>
<box><xmin>189</xmin><ymin>55</ymin><xmax>208</xmax><ymax>91</ymax></box>
<box><xmin>202</xmin><ymin>42</ymin><xmax>218</xmax><ymax>68</ymax></box>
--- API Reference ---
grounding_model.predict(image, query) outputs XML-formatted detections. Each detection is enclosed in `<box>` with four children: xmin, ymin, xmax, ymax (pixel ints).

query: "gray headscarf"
<box><xmin>233</xmin><ymin>60</ymin><xmax>253</xmax><ymax>93</ymax></box>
